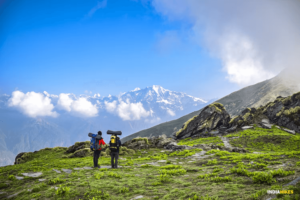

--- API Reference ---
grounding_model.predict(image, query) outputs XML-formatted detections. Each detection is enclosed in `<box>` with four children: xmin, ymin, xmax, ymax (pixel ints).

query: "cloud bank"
<box><xmin>151</xmin><ymin>0</ymin><xmax>300</xmax><ymax>86</ymax></box>
<box><xmin>105</xmin><ymin>99</ymin><xmax>150</xmax><ymax>121</ymax></box>
<box><xmin>8</xmin><ymin>91</ymin><xmax>58</xmax><ymax>118</ymax></box>
<box><xmin>57</xmin><ymin>94</ymin><xmax>98</xmax><ymax>117</ymax></box>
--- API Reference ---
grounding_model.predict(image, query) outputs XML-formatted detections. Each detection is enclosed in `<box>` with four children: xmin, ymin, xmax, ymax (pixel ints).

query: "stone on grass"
<box><xmin>283</xmin><ymin>128</ymin><xmax>295</xmax><ymax>135</ymax></box>
<box><xmin>157</xmin><ymin>160</ymin><xmax>167</xmax><ymax>163</ymax></box>
<box><xmin>15</xmin><ymin>176</ymin><xmax>24</xmax><ymax>180</ymax></box>
<box><xmin>62</xmin><ymin>169</ymin><xmax>72</xmax><ymax>174</ymax></box>
<box><xmin>130</xmin><ymin>195</ymin><xmax>144</xmax><ymax>200</ymax></box>
<box><xmin>38</xmin><ymin>179</ymin><xmax>46</xmax><ymax>182</ymax></box>
<box><xmin>53</xmin><ymin>169</ymin><xmax>61</xmax><ymax>173</ymax></box>
<box><xmin>74</xmin><ymin>168</ymin><xmax>83</xmax><ymax>170</ymax></box>
<box><xmin>22</xmin><ymin>172</ymin><xmax>43</xmax><ymax>177</ymax></box>
<box><xmin>7</xmin><ymin>192</ymin><xmax>20</xmax><ymax>199</ymax></box>
<box><xmin>241</xmin><ymin>126</ymin><xmax>253</xmax><ymax>130</ymax></box>
<box><xmin>284</xmin><ymin>176</ymin><xmax>300</xmax><ymax>186</ymax></box>
<box><xmin>83</xmin><ymin>167</ymin><xmax>93</xmax><ymax>170</ymax></box>
<box><xmin>261</xmin><ymin>123</ymin><xmax>272</xmax><ymax>129</ymax></box>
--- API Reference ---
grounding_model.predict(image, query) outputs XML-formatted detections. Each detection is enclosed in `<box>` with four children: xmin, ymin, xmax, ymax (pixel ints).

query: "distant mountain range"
<box><xmin>122</xmin><ymin>70</ymin><xmax>300</xmax><ymax>142</ymax></box>
<box><xmin>0</xmin><ymin>85</ymin><xmax>210</xmax><ymax>166</ymax></box>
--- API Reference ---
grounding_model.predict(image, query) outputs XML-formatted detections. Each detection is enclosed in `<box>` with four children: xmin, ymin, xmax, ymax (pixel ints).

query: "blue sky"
<box><xmin>2</xmin><ymin>0</ymin><xmax>293</xmax><ymax>100</ymax></box>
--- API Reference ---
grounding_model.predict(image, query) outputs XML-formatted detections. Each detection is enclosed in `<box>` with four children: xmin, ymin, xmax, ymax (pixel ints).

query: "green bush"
<box><xmin>119</xmin><ymin>187</ymin><xmax>129</xmax><ymax>193</ymax></box>
<box><xmin>251</xmin><ymin>189</ymin><xmax>267</xmax><ymax>200</ymax></box>
<box><xmin>94</xmin><ymin>172</ymin><xmax>104</xmax><ymax>180</ymax></box>
<box><xmin>270</xmin><ymin>168</ymin><xmax>295</xmax><ymax>177</ymax></box>
<box><xmin>209</xmin><ymin>176</ymin><xmax>232</xmax><ymax>183</ymax></box>
<box><xmin>0</xmin><ymin>183</ymin><xmax>8</xmax><ymax>189</ymax></box>
<box><xmin>8</xmin><ymin>175</ymin><xmax>16</xmax><ymax>181</ymax></box>
<box><xmin>84</xmin><ymin>189</ymin><xmax>110</xmax><ymax>200</ymax></box>
<box><xmin>197</xmin><ymin>173</ymin><xmax>217</xmax><ymax>179</ymax></box>
<box><xmin>55</xmin><ymin>185</ymin><xmax>70</xmax><ymax>196</ymax></box>
<box><xmin>48</xmin><ymin>177</ymin><xmax>66</xmax><ymax>185</ymax></box>
<box><xmin>203</xmin><ymin>159</ymin><xmax>218</xmax><ymax>166</ymax></box>
<box><xmin>160</xmin><ymin>165</ymin><xmax>182</xmax><ymax>169</ymax></box>
<box><xmin>297</xmin><ymin>161</ymin><xmax>300</xmax><ymax>166</ymax></box>
<box><xmin>159</xmin><ymin>174</ymin><xmax>171</xmax><ymax>183</ymax></box>
<box><xmin>252</xmin><ymin>172</ymin><xmax>275</xmax><ymax>184</ymax></box>
<box><xmin>159</xmin><ymin>169</ymin><xmax>186</xmax><ymax>176</ymax></box>
<box><xmin>108</xmin><ymin>172</ymin><xmax>121</xmax><ymax>179</ymax></box>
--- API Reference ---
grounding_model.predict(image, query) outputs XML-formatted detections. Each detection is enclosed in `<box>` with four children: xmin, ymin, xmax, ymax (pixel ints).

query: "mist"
<box><xmin>151</xmin><ymin>0</ymin><xmax>300</xmax><ymax>86</ymax></box>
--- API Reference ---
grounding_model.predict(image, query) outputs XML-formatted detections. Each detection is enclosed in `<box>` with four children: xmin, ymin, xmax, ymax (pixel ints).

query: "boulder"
<box><xmin>14</xmin><ymin>152</ymin><xmax>26</xmax><ymax>165</ymax></box>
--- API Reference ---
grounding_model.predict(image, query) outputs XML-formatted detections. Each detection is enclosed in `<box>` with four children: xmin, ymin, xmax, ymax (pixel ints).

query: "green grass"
<box><xmin>178</xmin><ymin>137</ymin><xmax>224</xmax><ymax>147</ymax></box>
<box><xmin>0</xmin><ymin>127</ymin><xmax>300</xmax><ymax>200</ymax></box>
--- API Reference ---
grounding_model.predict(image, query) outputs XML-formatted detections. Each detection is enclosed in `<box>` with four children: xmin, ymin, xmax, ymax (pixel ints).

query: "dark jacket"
<box><xmin>109</xmin><ymin>138</ymin><xmax>122</xmax><ymax>153</ymax></box>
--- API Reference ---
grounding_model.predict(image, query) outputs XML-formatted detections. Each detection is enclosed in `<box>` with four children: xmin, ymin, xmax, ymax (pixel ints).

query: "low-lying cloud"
<box><xmin>151</xmin><ymin>0</ymin><xmax>300</xmax><ymax>86</ymax></box>
<box><xmin>57</xmin><ymin>94</ymin><xmax>98</xmax><ymax>117</ymax></box>
<box><xmin>105</xmin><ymin>99</ymin><xmax>150</xmax><ymax>121</ymax></box>
<box><xmin>8</xmin><ymin>91</ymin><xmax>58</xmax><ymax>118</ymax></box>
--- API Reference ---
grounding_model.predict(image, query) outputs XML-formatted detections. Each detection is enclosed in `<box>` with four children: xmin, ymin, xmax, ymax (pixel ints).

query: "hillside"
<box><xmin>0</xmin><ymin>125</ymin><xmax>299</xmax><ymax>199</ymax></box>
<box><xmin>122</xmin><ymin>70</ymin><xmax>300</xmax><ymax>142</ymax></box>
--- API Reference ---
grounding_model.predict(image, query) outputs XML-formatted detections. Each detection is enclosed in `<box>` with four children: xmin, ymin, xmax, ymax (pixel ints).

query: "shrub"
<box><xmin>166</xmin><ymin>160</ymin><xmax>171</xmax><ymax>164</ymax></box>
<box><xmin>141</xmin><ymin>164</ymin><xmax>152</xmax><ymax>168</ymax></box>
<box><xmin>210</xmin><ymin>176</ymin><xmax>232</xmax><ymax>183</ymax></box>
<box><xmin>197</xmin><ymin>173</ymin><xmax>217</xmax><ymax>179</ymax></box>
<box><xmin>94</xmin><ymin>172</ymin><xmax>104</xmax><ymax>180</ymax></box>
<box><xmin>84</xmin><ymin>189</ymin><xmax>110</xmax><ymax>200</ymax></box>
<box><xmin>159</xmin><ymin>174</ymin><xmax>171</xmax><ymax>183</ymax></box>
<box><xmin>159</xmin><ymin>169</ymin><xmax>186</xmax><ymax>176</ymax></box>
<box><xmin>250</xmin><ymin>162</ymin><xmax>268</xmax><ymax>169</ymax></box>
<box><xmin>230</xmin><ymin>167</ymin><xmax>252</xmax><ymax>176</ymax></box>
<box><xmin>252</xmin><ymin>172</ymin><xmax>275</xmax><ymax>184</ymax></box>
<box><xmin>119</xmin><ymin>187</ymin><xmax>129</xmax><ymax>193</ymax></box>
<box><xmin>160</xmin><ymin>165</ymin><xmax>182</xmax><ymax>169</ymax></box>
<box><xmin>48</xmin><ymin>177</ymin><xmax>66</xmax><ymax>185</ymax></box>
<box><xmin>108</xmin><ymin>172</ymin><xmax>121</xmax><ymax>179</ymax></box>
<box><xmin>8</xmin><ymin>175</ymin><xmax>16</xmax><ymax>181</ymax></box>
<box><xmin>0</xmin><ymin>183</ymin><xmax>8</xmax><ymax>189</ymax></box>
<box><xmin>251</xmin><ymin>189</ymin><xmax>267</xmax><ymax>200</ymax></box>
<box><xmin>55</xmin><ymin>185</ymin><xmax>70</xmax><ymax>196</ymax></box>
<box><xmin>297</xmin><ymin>161</ymin><xmax>300</xmax><ymax>166</ymax></box>
<box><xmin>203</xmin><ymin>159</ymin><xmax>218</xmax><ymax>166</ymax></box>
<box><xmin>213</xmin><ymin>168</ymin><xmax>224</xmax><ymax>173</ymax></box>
<box><xmin>270</xmin><ymin>168</ymin><xmax>295</xmax><ymax>177</ymax></box>
<box><xmin>31</xmin><ymin>193</ymin><xmax>41</xmax><ymax>198</ymax></box>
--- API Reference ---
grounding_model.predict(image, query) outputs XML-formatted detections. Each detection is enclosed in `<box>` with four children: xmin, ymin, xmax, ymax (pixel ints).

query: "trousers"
<box><xmin>93</xmin><ymin>150</ymin><xmax>101</xmax><ymax>167</ymax></box>
<box><xmin>111</xmin><ymin>152</ymin><xmax>119</xmax><ymax>168</ymax></box>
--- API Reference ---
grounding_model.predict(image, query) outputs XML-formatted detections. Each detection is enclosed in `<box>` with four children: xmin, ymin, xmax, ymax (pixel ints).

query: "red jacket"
<box><xmin>98</xmin><ymin>139</ymin><xmax>106</xmax><ymax>150</ymax></box>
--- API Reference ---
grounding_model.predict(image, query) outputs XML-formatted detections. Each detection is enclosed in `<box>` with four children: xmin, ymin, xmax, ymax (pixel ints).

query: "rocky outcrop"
<box><xmin>175</xmin><ymin>103</ymin><xmax>231</xmax><ymax>139</ymax></box>
<box><xmin>174</xmin><ymin>92</ymin><xmax>300</xmax><ymax>140</ymax></box>
<box><xmin>68</xmin><ymin>148</ymin><xmax>90</xmax><ymax>158</ymax></box>
<box><xmin>123</xmin><ymin>135</ymin><xmax>176</xmax><ymax>150</ymax></box>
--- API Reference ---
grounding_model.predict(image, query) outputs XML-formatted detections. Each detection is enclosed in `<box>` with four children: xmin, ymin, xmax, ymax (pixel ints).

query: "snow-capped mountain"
<box><xmin>0</xmin><ymin>85</ymin><xmax>211</xmax><ymax>166</ymax></box>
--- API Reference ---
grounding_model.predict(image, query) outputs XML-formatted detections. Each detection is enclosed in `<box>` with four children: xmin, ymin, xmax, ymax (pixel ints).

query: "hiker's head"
<box><xmin>98</xmin><ymin>131</ymin><xmax>102</xmax><ymax>135</ymax></box>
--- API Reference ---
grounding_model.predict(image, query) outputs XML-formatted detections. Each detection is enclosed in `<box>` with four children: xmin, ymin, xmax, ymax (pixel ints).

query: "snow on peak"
<box><xmin>132</xmin><ymin>87</ymin><xmax>141</xmax><ymax>92</ymax></box>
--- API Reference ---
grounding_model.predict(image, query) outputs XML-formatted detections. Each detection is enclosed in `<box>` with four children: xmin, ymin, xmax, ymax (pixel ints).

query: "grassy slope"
<box><xmin>122</xmin><ymin>72</ymin><xmax>300</xmax><ymax>142</ymax></box>
<box><xmin>0</xmin><ymin>126</ymin><xmax>300</xmax><ymax>200</ymax></box>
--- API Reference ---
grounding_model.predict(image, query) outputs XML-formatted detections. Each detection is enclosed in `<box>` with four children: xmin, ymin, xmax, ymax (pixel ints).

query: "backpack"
<box><xmin>88</xmin><ymin>133</ymin><xmax>103</xmax><ymax>151</ymax></box>
<box><xmin>109</xmin><ymin>135</ymin><xmax>119</xmax><ymax>151</ymax></box>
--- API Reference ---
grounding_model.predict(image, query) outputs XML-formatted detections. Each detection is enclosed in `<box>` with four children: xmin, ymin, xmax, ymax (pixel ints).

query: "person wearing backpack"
<box><xmin>109</xmin><ymin>134</ymin><xmax>122</xmax><ymax>168</ymax></box>
<box><xmin>91</xmin><ymin>131</ymin><xmax>106</xmax><ymax>168</ymax></box>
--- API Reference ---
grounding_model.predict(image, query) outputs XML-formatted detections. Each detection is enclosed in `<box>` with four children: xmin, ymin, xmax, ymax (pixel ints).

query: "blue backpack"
<box><xmin>88</xmin><ymin>133</ymin><xmax>103</xmax><ymax>151</ymax></box>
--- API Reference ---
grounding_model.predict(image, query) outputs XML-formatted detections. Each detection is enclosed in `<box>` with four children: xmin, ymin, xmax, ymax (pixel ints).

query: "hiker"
<box><xmin>93</xmin><ymin>131</ymin><xmax>106</xmax><ymax>168</ymax></box>
<box><xmin>109</xmin><ymin>134</ymin><xmax>122</xmax><ymax>168</ymax></box>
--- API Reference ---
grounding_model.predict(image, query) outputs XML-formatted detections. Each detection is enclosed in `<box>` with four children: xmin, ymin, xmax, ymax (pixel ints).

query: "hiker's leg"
<box><xmin>115</xmin><ymin>153</ymin><xmax>119</xmax><ymax>168</ymax></box>
<box><xmin>95</xmin><ymin>150</ymin><xmax>100</xmax><ymax>167</ymax></box>
<box><xmin>93</xmin><ymin>151</ymin><xmax>97</xmax><ymax>167</ymax></box>
<box><xmin>111</xmin><ymin>152</ymin><xmax>115</xmax><ymax>168</ymax></box>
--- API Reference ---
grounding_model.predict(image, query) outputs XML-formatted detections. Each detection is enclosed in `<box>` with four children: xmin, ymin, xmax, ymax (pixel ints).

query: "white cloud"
<box><xmin>151</xmin><ymin>0</ymin><xmax>300</xmax><ymax>86</ymax></box>
<box><xmin>57</xmin><ymin>93</ymin><xmax>73</xmax><ymax>112</ymax></box>
<box><xmin>57</xmin><ymin>93</ymin><xmax>98</xmax><ymax>117</ymax></box>
<box><xmin>8</xmin><ymin>91</ymin><xmax>58</xmax><ymax>118</ymax></box>
<box><xmin>104</xmin><ymin>99</ymin><xmax>150</xmax><ymax>121</ymax></box>
<box><xmin>167</xmin><ymin>108</ymin><xmax>175</xmax><ymax>116</ymax></box>
<box><xmin>104</xmin><ymin>100</ymin><xmax>117</xmax><ymax>113</ymax></box>
<box><xmin>86</xmin><ymin>0</ymin><xmax>107</xmax><ymax>18</ymax></box>
<box><xmin>71</xmin><ymin>98</ymin><xmax>98</xmax><ymax>117</ymax></box>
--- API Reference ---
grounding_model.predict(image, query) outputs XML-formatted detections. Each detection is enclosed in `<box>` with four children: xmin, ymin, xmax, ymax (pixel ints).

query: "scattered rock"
<box><xmin>68</xmin><ymin>148</ymin><xmax>91</xmax><ymax>158</ymax></box>
<box><xmin>14</xmin><ymin>152</ymin><xmax>26</xmax><ymax>165</ymax></box>
<box><xmin>62</xmin><ymin>169</ymin><xmax>72</xmax><ymax>174</ymax></box>
<box><xmin>284</xmin><ymin>176</ymin><xmax>300</xmax><ymax>186</ymax></box>
<box><xmin>53</xmin><ymin>169</ymin><xmax>61</xmax><ymax>174</ymax></box>
<box><xmin>157</xmin><ymin>160</ymin><xmax>167</xmax><ymax>163</ymax></box>
<box><xmin>74</xmin><ymin>168</ymin><xmax>83</xmax><ymax>170</ymax></box>
<box><xmin>130</xmin><ymin>195</ymin><xmax>144</xmax><ymax>200</ymax></box>
<box><xmin>15</xmin><ymin>176</ymin><xmax>24</xmax><ymax>180</ymax></box>
<box><xmin>38</xmin><ymin>179</ymin><xmax>46</xmax><ymax>182</ymax></box>
<box><xmin>261</xmin><ymin>123</ymin><xmax>272</xmax><ymax>129</ymax></box>
<box><xmin>22</xmin><ymin>172</ymin><xmax>43</xmax><ymax>177</ymax></box>
<box><xmin>7</xmin><ymin>192</ymin><xmax>20</xmax><ymax>199</ymax></box>
<box><xmin>83</xmin><ymin>167</ymin><xmax>93</xmax><ymax>170</ymax></box>
<box><xmin>241</xmin><ymin>126</ymin><xmax>253</xmax><ymax>130</ymax></box>
<box><xmin>282</xmin><ymin>128</ymin><xmax>295</xmax><ymax>135</ymax></box>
